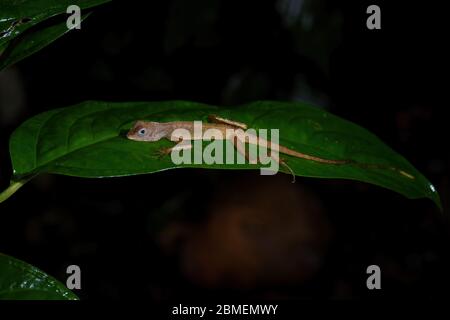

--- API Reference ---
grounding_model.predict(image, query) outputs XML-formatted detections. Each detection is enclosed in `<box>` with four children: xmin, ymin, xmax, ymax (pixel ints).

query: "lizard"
<box><xmin>126</xmin><ymin>115</ymin><xmax>415</xmax><ymax>181</ymax></box>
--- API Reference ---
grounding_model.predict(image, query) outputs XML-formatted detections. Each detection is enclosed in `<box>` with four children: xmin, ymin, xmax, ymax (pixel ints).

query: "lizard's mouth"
<box><xmin>126</xmin><ymin>130</ymin><xmax>137</xmax><ymax>140</ymax></box>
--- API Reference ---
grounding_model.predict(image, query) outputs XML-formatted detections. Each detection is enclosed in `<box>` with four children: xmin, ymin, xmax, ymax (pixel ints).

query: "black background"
<box><xmin>0</xmin><ymin>0</ymin><xmax>449</xmax><ymax>300</ymax></box>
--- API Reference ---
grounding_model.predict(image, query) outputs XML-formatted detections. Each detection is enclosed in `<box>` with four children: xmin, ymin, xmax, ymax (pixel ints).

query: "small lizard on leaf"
<box><xmin>126</xmin><ymin>115</ymin><xmax>415</xmax><ymax>181</ymax></box>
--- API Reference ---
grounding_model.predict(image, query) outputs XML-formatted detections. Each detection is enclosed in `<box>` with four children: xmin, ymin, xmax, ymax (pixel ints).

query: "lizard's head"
<box><xmin>127</xmin><ymin>121</ymin><xmax>166</xmax><ymax>141</ymax></box>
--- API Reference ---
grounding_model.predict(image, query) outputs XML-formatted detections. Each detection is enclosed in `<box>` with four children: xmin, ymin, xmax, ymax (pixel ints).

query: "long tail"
<box><xmin>242</xmin><ymin>134</ymin><xmax>415</xmax><ymax>180</ymax></box>
<box><xmin>277</xmin><ymin>145</ymin><xmax>350</xmax><ymax>164</ymax></box>
<box><xmin>254</xmin><ymin>136</ymin><xmax>352</xmax><ymax>164</ymax></box>
<box><xmin>266</xmin><ymin>140</ymin><xmax>415</xmax><ymax>180</ymax></box>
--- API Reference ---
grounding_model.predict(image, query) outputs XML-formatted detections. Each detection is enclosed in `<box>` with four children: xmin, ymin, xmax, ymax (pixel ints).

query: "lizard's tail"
<box><xmin>277</xmin><ymin>145</ymin><xmax>415</xmax><ymax>179</ymax></box>
<box><xmin>277</xmin><ymin>145</ymin><xmax>351</xmax><ymax>165</ymax></box>
<box><xmin>258</xmin><ymin>137</ymin><xmax>415</xmax><ymax>180</ymax></box>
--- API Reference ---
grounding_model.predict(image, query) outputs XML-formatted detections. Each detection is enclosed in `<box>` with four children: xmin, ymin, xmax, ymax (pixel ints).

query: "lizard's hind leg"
<box><xmin>231</xmin><ymin>135</ymin><xmax>258</xmax><ymax>164</ymax></box>
<box><xmin>263</xmin><ymin>143</ymin><xmax>296</xmax><ymax>183</ymax></box>
<box><xmin>208</xmin><ymin>114</ymin><xmax>248</xmax><ymax>130</ymax></box>
<box><xmin>280</xmin><ymin>159</ymin><xmax>296</xmax><ymax>183</ymax></box>
<box><xmin>230</xmin><ymin>135</ymin><xmax>296</xmax><ymax>182</ymax></box>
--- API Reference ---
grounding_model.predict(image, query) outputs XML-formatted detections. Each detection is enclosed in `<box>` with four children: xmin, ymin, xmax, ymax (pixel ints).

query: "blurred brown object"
<box><xmin>160</xmin><ymin>175</ymin><xmax>331</xmax><ymax>289</ymax></box>
<box><xmin>0</xmin><ymin>67</ymin><xmax>26</xmax><ymax>126</ymax></box>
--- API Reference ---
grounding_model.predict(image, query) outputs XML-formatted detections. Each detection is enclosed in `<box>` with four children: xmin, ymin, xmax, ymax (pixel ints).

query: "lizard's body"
<box><xmin>126</xmin><ymin>115</ymin><xmax>415</xmax><ymax>180</ymax></box>
<box><xmin>127</xmin><ymin>118</ymin><xmax>349</xmax><ymax>165</ymax></box>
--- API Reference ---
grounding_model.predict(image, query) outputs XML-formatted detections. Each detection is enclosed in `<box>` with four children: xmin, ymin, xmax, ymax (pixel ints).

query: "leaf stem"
<box><xmin>0</xmin><ymin>178</ymin><xmax>31</xmax><ymax>204</ymax></box>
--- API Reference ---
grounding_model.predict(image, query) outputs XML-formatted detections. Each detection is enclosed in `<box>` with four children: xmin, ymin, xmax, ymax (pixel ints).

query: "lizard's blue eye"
<box><xmin>138</xmin><ymin>128</ymin><xmax>147</xmax><ymax>136</ymax></box>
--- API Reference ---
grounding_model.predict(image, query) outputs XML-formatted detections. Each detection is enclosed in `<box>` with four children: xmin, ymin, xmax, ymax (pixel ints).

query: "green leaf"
<box><xmin>0</xmin><ymin>0</ymin><xmax>111</xmax><ymax>70</ymax></box>
<box><xmin>1</xmin><ymin>100</ymin><xmax>441</xmax><ymax>209</ymax></box>
<box><xmin>0</xmin><ymin>253</ymin><xmax>78</xmax><ymax>300</ymax></box>
<box><xmin>0</xmin><ymin>13</ymin><xmax>91</xmax><ymax>70</ymax></box>
<box><xmin>0</xmin><ymin>0</ymin><xmax>110</xmax><ymax>45</ymax></box>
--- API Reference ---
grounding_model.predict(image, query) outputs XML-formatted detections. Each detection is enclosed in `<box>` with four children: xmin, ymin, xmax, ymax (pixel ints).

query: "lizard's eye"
<box><xmin>137</xmin><ymin>128</ymin><xmax>147</xmax><ymax>136</ymax></box>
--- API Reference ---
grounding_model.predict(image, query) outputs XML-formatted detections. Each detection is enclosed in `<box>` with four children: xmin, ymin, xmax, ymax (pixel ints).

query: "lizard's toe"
<box><xmin>153</xmin><ymin>147</ymin><xmax>172</xmax><ymax>159</ymax></box>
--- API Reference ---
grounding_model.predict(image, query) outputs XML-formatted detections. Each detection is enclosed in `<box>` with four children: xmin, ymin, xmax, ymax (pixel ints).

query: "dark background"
<box><xmin>0</xmin><ymin>0</ymin><xmax>449</xmax><ymax>300</ymax></box>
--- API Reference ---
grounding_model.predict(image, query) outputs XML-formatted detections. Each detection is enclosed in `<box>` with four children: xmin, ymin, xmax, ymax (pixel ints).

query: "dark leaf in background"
<box><xmin>0</xmin><ymin>0</ymin><xmax>111</xmax><ymax>70</ymax></box>
<box><xmin>0</xmin><ymin>252</ymin><xmax>78</xmax><ymax>300</ymax></box>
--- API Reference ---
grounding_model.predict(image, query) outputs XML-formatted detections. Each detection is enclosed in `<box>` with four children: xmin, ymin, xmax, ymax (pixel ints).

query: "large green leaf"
<box><xmin>0</xmin><ymin>100</ymin><xmax>441</xmax><ymax>208</ymax></box>
<box><xmin>0</xmin><ymin>253</ymin><xmax>78</xmax><ymax>300</ymax></box>
<box><xmin>0</xmin><ymin>0</ymin><xmax>111</xmax><ymax>70</ymax></box>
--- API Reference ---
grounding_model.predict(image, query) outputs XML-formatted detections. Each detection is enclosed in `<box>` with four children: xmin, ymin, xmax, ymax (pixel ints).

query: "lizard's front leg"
<box><xmin>155</xmin><ymin>138</ymin><xmax>193</xmax><ymax>159</ymax></box>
